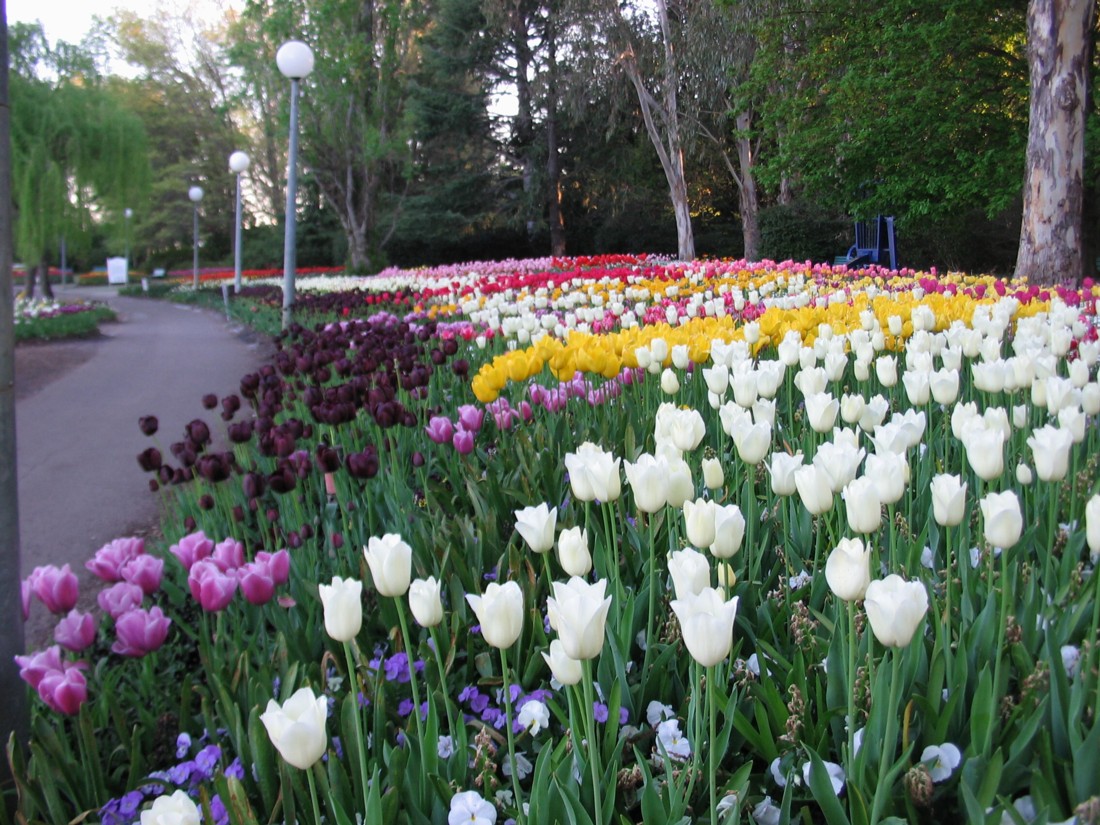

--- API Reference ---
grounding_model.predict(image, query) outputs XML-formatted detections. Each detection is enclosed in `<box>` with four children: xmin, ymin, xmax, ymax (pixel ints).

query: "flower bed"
<box><xmin>13</xmin><ymin>255</ymin><xmax>1100</xmax><ymax>825</ymax></box>
<box><xmin>13</xmin><ymin>297</ymin><xmax>116</xmax><ymax>341</ymax></box>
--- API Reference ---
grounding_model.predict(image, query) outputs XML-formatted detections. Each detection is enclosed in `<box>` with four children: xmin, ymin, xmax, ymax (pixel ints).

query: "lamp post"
<box><xmin>188</xmin><ymin>186</ymin><xmax>203</xmax><ymax>289</ymax></box>
<box><xmin>228</xmin><ymin>151</ymin><xmax>250</xmax><ymax>294</ymax></box>
<box><xmin>123</xmin><ymin>208</ymin><xmax>133</xmax><ymax>271</ymax></box>
<box><xmin>276</xmin><ymin>39</ymin><xmax>314</xmax><ymax>330</ymax></box>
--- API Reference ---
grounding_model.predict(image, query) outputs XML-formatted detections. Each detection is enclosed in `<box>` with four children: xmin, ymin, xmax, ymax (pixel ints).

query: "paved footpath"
<box><xmin>15</xmin><ymin>286</ymin><xmax>272</xmax><ymax>647</ymax></box>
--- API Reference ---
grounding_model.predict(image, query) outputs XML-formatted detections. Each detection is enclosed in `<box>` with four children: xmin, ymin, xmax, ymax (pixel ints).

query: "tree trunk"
<box><xmin>511</xmin><ymin>2</ymin><xmax>536</xmax><ymax>240</ymax></box>
<box><xmin>1015</xmin><ymin>0</ymin><xmax>1095</xmax><ymax>285</ymax></box>
<box><xmin>37</xmin><ymin>260</ymin><xmax>52</xmax><ymax>299</ymax></box>
<box><xmin>546</xmin><ymin>21</ymin><xmax>566</xmax><ymax>257</ymax></box>
<box><xmin>735</xmin><ymin>111</ymin><xmax>762</xmax><ymax>262</ymax></box>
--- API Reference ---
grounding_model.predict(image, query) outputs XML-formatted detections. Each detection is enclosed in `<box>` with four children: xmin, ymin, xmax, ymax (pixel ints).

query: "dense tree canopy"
<box><xmin>8</xmin><ymin>0</ymin><xmax>1098</xmax><ymax>277</ymax></box>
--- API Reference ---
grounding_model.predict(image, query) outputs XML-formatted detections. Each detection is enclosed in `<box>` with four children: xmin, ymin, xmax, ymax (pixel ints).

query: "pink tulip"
<box><xmin>85</xmin><ymin>537</ymin><xmax>145</xmax><ymax>582</ymax></box>
<box><xmin>238</xmin><ymin>561</ymin><xmax>275</xmax><ymax>605</ymax></box>
<box><xmin>212</xmin><ymin>538</ymin><xmax>245</xmax><ymax>571</ymax></box>
<box><xmin>30</xmin><ymin>564</ymin><xmax>80</xmax><ymax>615</ymax></box>
<box><xmin>188</xmin><ymin>560</ymin><xmax>238</xmax><ymax>611</ymax></box>
<box><xmin>169</xmin><ymin>530</ymin><xmax>214</xmax><ymax>571</ymax></box>
<box><xmin>255</xmin><ymin>549</ymin><xmax>290</xmax><ymax>586</ymax></box>
<box><xmin>54</xmin><ymin>610</ymin><xmax>98</xmax><ymax>652</ymax></box>
<box><xmin>112</xmin><ymin>606</ymin><xmax>171</xmax><ymax>657</ymax></box>
<box><xmin>121</xmin><ymin>554</ymin><xmax>164</xmax><ymax>595</ymax></box>
<box><xmin>425</xmin><ymin>416</ymin><xmax>454</xmax><ymax>445</ymax></box>
<box><xmin>14</xmin><ymin>646</ymin><xmax>64</xmax><ymax>689</ymax></box>
<box><xmin>97</xmin><ymin>581</ymin><xmax>145</xmax><ymax>619</ymax></box>
<box><xmin>456</xmin><ymin>405</ymin><xmax>484</xmax><ymax>433</ymax></box>
<box><xmin>37</xmin><ymin>664</ymin><xmax>88</xmax><ymax>715</ymax></box>
<box><xmin>452</xmin><ymin>427</ymin><xmax>475</xmax><ymax>455</ymax></box>
<box><xmin>21</xmin><ymin>579</ymin><xmax>30</xmax><ymax>621</ymax></box>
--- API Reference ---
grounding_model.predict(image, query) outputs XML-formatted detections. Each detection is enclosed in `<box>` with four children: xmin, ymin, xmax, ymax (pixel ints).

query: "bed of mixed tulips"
<box><xmin>12</xmin><ymin>254</ymin><xmax>1100</xmax><ymax>825</ymax></box>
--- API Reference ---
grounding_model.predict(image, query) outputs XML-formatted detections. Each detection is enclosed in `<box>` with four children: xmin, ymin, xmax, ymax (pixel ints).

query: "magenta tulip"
<box><xmin>97</xmin><ymin>582</ymin><xmax>145</xmax><ymax>619</ymax></box>
<box><xmin>456</xmin><ymin>404</ymin><xmax>484</xmax><ymax>432</ymax></box>
<box><xmin>256</xmin><ymin>549</ymin><xmax>290</xmax><ymax>585</ymax></box>
<box><xmin>238</xmin><ymin>561</ymin><xmax>276</xmax><ymax>605</ymax></box>
<box><xmin>212</xmin><ymin>538</ymin><xmax>245</xmax><ymax>571</ymax></box>
<box><xmin>86</xmin><ymin>537</ymin><xmax>145</xmax><ymax>582</ymax></box>
<box><xmin>54</xmin><ymin>610</ymin><xmax>98</xmax><ymax>652</ymax></box>
<box><xmin>30</xmin><ymin>564</ymin><xmax>80</xmax><ymax>615</ymax></box>
<box><xmin>14</xmin><ymin>646</ymin><xmax>64</xmax><ymax>689</ymax></box>
<box><xmin>169</xmin><ymin>531</ymin><xmax>214</xmax><ymax>571</ymax></box>
<box><xmin>21</xmin><ymin>579</ymin><xmax>30</xmax><ymax>620</ymax></box>
<box><xmin>425</xmin><ymin>416</ymin><xmax>454</xmax><ymax>444</ymax></box>
<box><xmin>37</xmin><ymin>664</ymin><xmax>88</xmax><ymax>715</ymax></box>
<box><xmin>188</xmin><ymin>560</ymin><xmax>238</xmax><ymax>611</ymax></box>
<box><xmin>121</xmin><ymin>554</ymin><xmax>164</xmax><ymax>595</ymax></box>
<box><xmin>112</xmin><ymin>606</ymin><xmax>171</xmax><ymax>657</ymax></box>
<box><xmin>452</xmin><ymin>427</ymin><xmax>475</xmax><ymax>455</ymax></box>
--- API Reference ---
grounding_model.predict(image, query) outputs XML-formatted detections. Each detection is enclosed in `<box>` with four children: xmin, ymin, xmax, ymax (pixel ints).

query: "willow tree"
<box><xmin>10</xmin><ymin>24</ymin><xmax>149</xmax><ymax>297</ymax></box>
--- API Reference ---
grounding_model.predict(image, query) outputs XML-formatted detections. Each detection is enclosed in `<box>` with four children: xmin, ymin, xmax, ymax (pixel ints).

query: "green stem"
<box><xmin>643</xmin><ymin>513</ymin><xmax>659</xmax><ymax>678</ymax></box>
<box><xmin>846</xmin><ymin>599</ymin><xmax>858</xmax><ymax>777</ymax></box>
<box><xmin>581</xmin><ymin>658</ymin><xmax>605</xmax><ymax>825</ymax></box>
<box><xmin>708</xmin><ymin>664</ymin><xmax>718</xmax><ymax>825</ymax></box>
<box><xmin>943</xmin><ymin>525</ymin><xmax>954</xmax><ymax>690</ymax></box>
<box><xmin>429</xmin><ymin>625</ymin><xmax>458</xmax><ymax>739</ymax></box>
<box><xmin>869</xmin><ymin>649</ymin><xmax>903</xmax><ymax>825</ymax></box>
<box><xmin>306</xmin><ymin>764</ymin><xmax>323</xmax><ymax>825</ymax></box>
<box><xmin>499</xmin><ymin>646</ymin><xmax>526</xmax><ymax>825</ymax></box>
<box><xmin>343</xmin><ymin>642</ymin><xmax>371</xmax><ymax>814</ymax></box>
<box><xmin>395</xmin><ymin>598</ymin><xmax>426</xmax><ymax>748</ymax></box>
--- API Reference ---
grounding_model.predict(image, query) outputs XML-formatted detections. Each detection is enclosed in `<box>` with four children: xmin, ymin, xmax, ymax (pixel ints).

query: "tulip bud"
<box><xmin>980</xmin><ymin>490</ymin><xmax>1023</xmax><ymax>549</ymax></box>
<box><xmin>929</xmin><ymin>474</ymin><xmax>966</xmax><ymax>527</ymax></box>
<box><xmin>364</xmin><ymin>534</ymin><xmax>413</xmax><ymax>597</ymax></box>
<box><xmin>661</xmin><ymin>368</ymin><xmax>680</xmax><ymax>396</ymax></box>
<box><xmin>261</xmin><ymin>687</ymin><xmax>328</xmax><ymax>770</ymax></box>
<box><xmin>825</xmin><ymin>538</ymin><xmax>871</xmax><ymax>601</ymax></box>
<box><xmin>702</xmin><ymin>457</ymin><xmax>725</xmax><ymax>490</ymax></box>
<box><xmin>1015</xmin><ymin>463</ymin><xmax>1033</xmax><ymax>485</ymax></box>
<box><xmin>318</xmin><ymin>576</ymin><xmax>363</xmax><ymax>641</ymax></box>
<box><xmin>668</xmin><ymin>548</ymin><xmax>710</xmax><ymax>599</ymax></box>
<box><xmin>409</xmin><ymin>577</ymin><xmax>444</xmax><ymax>627</ymax></box>
<box><xmin>864</xmin><ymin>575</ymin><xmax>928</xmax><ymax>647</ymax></box>
<box><xmin>466</xmin><ymin>581</ymin><xmax>524</xmax><ymax>649</ymax></box>
<box><xmin>542</xmin><ymin>639</ymin><xmax>582</xmax><ymax>686</ymax></box>
<box><xmin>710</xmin><ymin>503</ymin><xmax>746</xmax><ymax>559</ymax></box>
<box><xmin>557</xmin><ymin>527</ymin><xmax>593</xmax><ymax>577</ymax></box>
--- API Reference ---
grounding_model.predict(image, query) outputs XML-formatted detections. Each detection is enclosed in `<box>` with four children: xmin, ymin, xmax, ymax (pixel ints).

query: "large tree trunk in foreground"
<box><xmin>1015</xmin><ymin>0</ymin><xmax>1095</xmax><ymax>285</ymax></box>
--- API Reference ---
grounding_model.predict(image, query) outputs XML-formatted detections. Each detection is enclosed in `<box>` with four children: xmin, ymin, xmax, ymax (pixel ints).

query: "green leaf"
<box><xmin>803</xmin><ymin>745</ymin><xmax>851</xmax><ymax>825</ymax></box>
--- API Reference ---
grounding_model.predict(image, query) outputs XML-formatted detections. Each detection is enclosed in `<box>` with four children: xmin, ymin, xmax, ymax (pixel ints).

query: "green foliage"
<box><xmin>758</xmin><ymin>200</ymin><xmax>850</xmax><ymax>263</ymax></box>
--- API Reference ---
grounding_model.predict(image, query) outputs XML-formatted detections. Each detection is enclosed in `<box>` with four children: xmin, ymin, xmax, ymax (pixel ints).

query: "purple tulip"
<box><xmin>456</xmin><ymin>405</ymin><xmax>484</xmax><ymax>433</ymax></box>
<box><xmin>238</xmin><ymin>561</ymin><xmax>275</xmax><ymax>605</ymax></box>
<box><xmin>37</xmin><ymin>664</ymin><xmax>88</xmax><ymax>715</ymax></box>
<box><xmin>425</xmin><ymin>416</ymin><xmax>454</xmax><ymax>445</ymax></box>
<box><xmin>14</xmin><ymin>646</ymin><xmax>64</xmax><ymax>689</ymax></box>
<box><xmin>30</xmin><ymin>564</ymin><xmax>80</xmax><ymax>615</ymax></box>
<box><xmin>54</xmin><ymin>609</ymin><xmax>98</xmax><ymax>652</ymax></box>
<box><xmin>97</xmin><ymin>582</ymin><xmax>145</xmax><ymax>619</ymax></box>
<box><xmin>169</xmin><ymin>531</ymin><xmax>214</xmax><ymax>571</ymax></box>
<box><xmin>139</xmin><ymin>415</ymin><xmax>159</xmax><ymax>436</ymax></box>
<box><xmin>86</xmin><ymin>537</ymin><xmax>145</xmax><ymax>582</ymax></box>
<box><xmin>112</xmin><ymin>606</ymin><xmax>171</xmax><ymax>657</ymax></box>
<box><xmin>121</xmin><ymin>554</ymin><xmax>164</xmax><ymax>596</ymax></box>
<box><xmin>452</xmin><ymin>427</ymin><xmax>475</xmax><ymax>455</ymax></box>
<box><xmin>21</xmin><ymin>579</ymin><xmax>30</xmax><ymax>621</ymax></box>
<box><xmin>255</xmin><ymin>549</ymin><xmax>290</xmax><ymax>586</ymax></box>
<box><xmin>188</xmin><ymin>560</ymin><xmax>238</xmax><ymax>612</ymax></box>
<box><xmin>212</xmin><ymin>538</ymin><xmax>245</xmax><ymax>571</ymax></box>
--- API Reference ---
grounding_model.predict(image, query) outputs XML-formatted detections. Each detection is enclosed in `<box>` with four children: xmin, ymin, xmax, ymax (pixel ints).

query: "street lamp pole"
<box><xmin>188</xmin><ymin>186</ymin><xmax>204</xmax><ymax>290</ymax></box>
<box><xmin>229</xmin><ymin>151</ymin><xmax>250</xmax><ymax>294</ymax></box>
<box><xmin>123</xmin><ymin>207</ymin><xmax>133</xmax><ymax>270</ymax></box>
<box><xmin>276</xmin><ymin>40</ymin><xmax>314</xmax><ymax>331</ymax></box>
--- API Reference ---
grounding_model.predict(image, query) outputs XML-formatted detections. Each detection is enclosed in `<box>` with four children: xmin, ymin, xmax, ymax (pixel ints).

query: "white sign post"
<box><xmin>106</xmin><ymin>257</ymin><xmax>129</xmax><ymax>285</ymax></box>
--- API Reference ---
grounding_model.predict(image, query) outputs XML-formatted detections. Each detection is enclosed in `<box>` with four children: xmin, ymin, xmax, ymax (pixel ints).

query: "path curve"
<box><xmin>15</xmin><ymin>285</ymin><xmax>273</xmax><ymax>647</ymax></box>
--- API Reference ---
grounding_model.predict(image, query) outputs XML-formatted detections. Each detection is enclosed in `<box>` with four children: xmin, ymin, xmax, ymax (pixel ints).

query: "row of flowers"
<box><xmin>11</xmin><ymin>255</ymin><xmax>1100</xmax><ymax>825</ymax></box>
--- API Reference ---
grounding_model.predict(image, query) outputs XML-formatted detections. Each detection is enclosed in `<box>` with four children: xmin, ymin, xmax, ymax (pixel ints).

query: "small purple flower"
<box><xmin>332</xmin><ymin>736</ymin><xmax>344</xmax><ymax>760</ymax></box>
<box><xmin>195</xmin><ymin>744</ymin><xmax>221</xmax><ymax>777</ymax></box>
<box><xmin>398</xmin><ymin>698</ymin><xmax>415</xmax><ymax>717</ymax></box>
<box><xmin>458</xmin><ymin>685</ymin><xmax>479</xmax><ymax>704</ymax></box>
<box><xmin>176</xmin><ymin>732</ymin><xmax>192</xmax><ymax>759</ymax></box>
<box><xmin>210</xmin><ymin>795</ymin><xmax>229</xmax><ymax>825</ymax></box>
<box><xmin>483</xmin><ymin>567</ymin><xmax>498</xmax><ymax>582</ymax></box>
<box><xmin>225</xmin><ymin>758</ymin><xmax>245</xmax><ymax>780</ymax></box>
<box><xmin>118</xmin><ymin>790</ymin><xmax>143</xmax><ymax>818</ymax></box>
<box><xmin>167</xmin><ymin>760</ymin><xmax>195</xmax><ymax>785</ymax></box>
<box><xmin>593</xmin><ymin>703</ymin><xmax>609</xmax><ymax>723</ymax></box>
<box><xmin>619</xmin><ymin>707</ymin><xmax>630</xmax><ymax>725</ymax></box>
<box><xmin>470</xmin><ymin>693</ymin><xmax>490</xmax><ymax>714</ymax></box>
<box><xmin>483</xmin><ymin>707</ymin><xmax>504</xmax><ymax>728</ymax></box>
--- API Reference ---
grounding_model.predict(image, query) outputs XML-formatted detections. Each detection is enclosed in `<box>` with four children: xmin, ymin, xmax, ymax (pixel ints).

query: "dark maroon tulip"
<box><xmin>158</xmin><ymin>466</ymin><xmax>173</xmax><ymax>485</ymax></box>
<box><xmin>331</xmin><ymin>533</ymin><xmax>344</xmax><ymax>549</ymax></box>
<box><xmin>196</xmin><ymin>454</ymin><xmax>231</xmax><ymax>483</ymax></box>
<box><xmin>228</xmin><ymin>421</ymin><xmax>254</xmax><ymax>443</ymax></box>
<box><xmin>300</xmin><ymin>524</ymin><xmax>314</xmax><ymax>540</ymax></box>
<box><xmin>345</xmin><ymin>450</ymin><xmax>379</xmax><ymax>479</ymax></box>
<box><xmin>148</xmin><ymin>480</ymin><xmax>160</xmax><ymax>492</ymax></box>
<box><xmin>137</xmin><ymin>448</ymin><xmax>162</xmax><ymax>472</ymax></box>
<box><xmin>222</xmin><ymin>395</ymin><xmax>241</xmax><ymax>416</ymax></box>
<box><xmin>429</xmin><ymin>349</ymin><xmax>444</xmax><ymax>366</ymax></box>
<box><xmin>242</xmin><ymin>472</ymin><xmax>266</xmax><ymax>499</ymax></box>
<box><xmin>239</xmin><ymin>374</ymin><xmax>260</xmax><ymax>398</ymax></box>
<box><xmin>442</xmin><ymin>337</ymin><xmax>458</xmax><ymax>356</ymax></box>
<box><xmin>186</xmin><ymin>420</ymin><xmax>211</xmax><ymax>446</ymax></box>
<box><xmin>232</xmin><ymin>506</ymin><xmax>245</xmax><ymax>522</ymax></box>
<box><xmin>268</xmin><ymin>467</ymin><xmax>297</xmax><ymax>494</ymax></box>
<box><xmin>198</xmin><ymin>495</ymin><xmax>215</xmax><ymax>510</ymax></box>
<box><xmin>315</xmin><ymin>445</ymin><xmax>341</xmax><ymax>473</ymax></box>
<box><xmin>412</xmin><ymin>451</ymin><xmax>425</xmax><ymax>468</ymax></box>
<box><xmin>265</xmin><ymin>508</ymin><xmax>279</xmax><ymax>522</ymax></box>
<box><xmin>452</xmin><ymin>359</ymin><xmax>469</xmax><ymax>377</ymax></box>
<box><xmin>139</xmin><ymin>416</ymin><xmax>159</xmax><ymax>436</ymax></box>
<box><xmin>287</xmin><ymin>531</ymin><xmax>302</xmax><ymax>549</ymax></box>
<box><xmin>202</xmin><ymin>394</ymin><xmax>217</xmax><ymax>410</ymax></box>
<box><xmin>184</xmin><ymin>516</ymin><xmax>196</xmax><ymax>531</ymax></box>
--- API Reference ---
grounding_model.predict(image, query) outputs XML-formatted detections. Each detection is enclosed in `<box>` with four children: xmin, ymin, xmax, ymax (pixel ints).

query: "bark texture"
<box><xmin>1015</xmin><ymin>0</ymin><xmax>1095</xmax><ymax>285</ymax></box>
